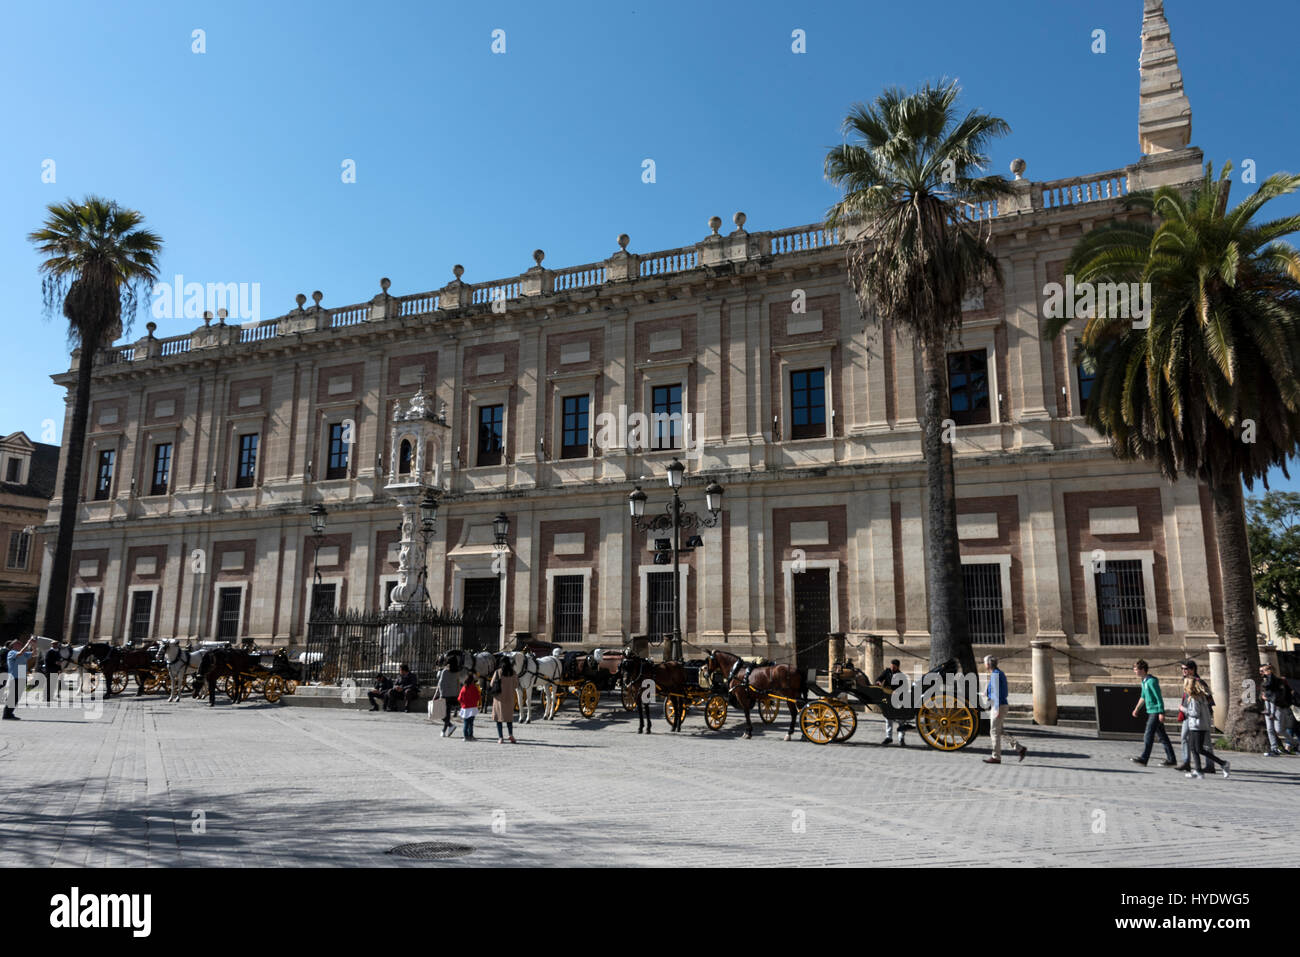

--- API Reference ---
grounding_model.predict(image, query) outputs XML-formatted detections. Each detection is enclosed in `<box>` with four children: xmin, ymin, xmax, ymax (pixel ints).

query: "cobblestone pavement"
<box><xmin>1</xmin><ymin>694</ymin><xmax>1296</xmax><ymax>867</ymax></box>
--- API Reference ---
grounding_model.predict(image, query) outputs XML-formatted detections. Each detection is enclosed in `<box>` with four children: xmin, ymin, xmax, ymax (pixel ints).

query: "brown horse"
<box><xmin>703</xmin><ymin>649</ymin><xmax>807</xmax><ymax>740</ymax></box>
<box><xmin>618</xmin><ymin>652</ymin><xmax>691</xmax><ymax>732</ymax></box>
<box><xmin>104</xmin><ymin>644</ymin><xmax>161</xmax><ymax>697</ymax></box>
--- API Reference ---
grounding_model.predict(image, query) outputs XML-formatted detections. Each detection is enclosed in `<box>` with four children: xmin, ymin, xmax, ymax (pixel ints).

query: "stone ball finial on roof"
<box><xmin>733</xmin><ymin>212</ymin><xmax>747</xmax><ymax>228</ymax></box>
<box><xmin>533</xmin><ymin>249</ymin><xmax>545</xmax><ymax>265</ymax></box>
<box><xmin>203</xmin><ymin>310</ymin><xmax>213</xmax><ymax>325</ymax></box>
<box><xmin>617</xmin><ymin>233</ymin><xmax>630</xmax><ymax>250</ymax></box>
<box><xmin>453</xmin><ymin>264</ymin><xmax>464</xmax><ymax>279</ymax></box>
<box><xmin>708</xmin><ymin>216</ymin><xmax>722</xmax><ymax>235</ymax></box>
<box><xmin>295</xmin><ymin>293</ymin><xmax>307</xmax><ymax>309</ymax></box>
<box><xmin>1010</xmin><ymin>158</ymin><xmax>1027</xmax><ymax>180</ymax></box>
<box><xmin>217</xmin><ymin>308</ymin><xmax>228</xmax><ymax>324</ymax></box>
<box><xmin>311</xmin><ymin>290</ymin><xmax>323</xmax><ymax>306</ymax></box>
<box><xmin>380</xmin><ymin>277</ymin><xmax>391</xmax><ymax>293</ymax></box>
<box><xmin>146</xmin><ymin>321</ymin><xmax>157</xmax><ymax>337</ymax></box>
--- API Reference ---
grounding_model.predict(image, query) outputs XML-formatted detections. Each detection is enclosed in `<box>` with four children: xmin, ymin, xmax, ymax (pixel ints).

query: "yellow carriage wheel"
<box><xmin>833</xmin><ymin>701</ymin><xmax>857</xmax><ymax>742</ymax></box>
<box><xmin>141</xmin><ymin>672</ymin><xmax>161</xmax><ymax>694</ymax></box>
<box><xmin>800</xmin><ymin>700</ymin><xmax>840</xmax><ymax>744</ymax></box>
<box><xmin>758</xmin><ymin>697</ymin><xmax>780</xmax><ymax>725</ymax></box>
<box><xmin>578</xmin><ymin>681</ymin><xmax>600</xmax><ymax>718</ymax></box>
<box><xmin>916</xmin><ymin>693</ymin><xmax>978</xmax><ymax>751</ymax></box>
<box><xmin>110</xmin><ymin>672</ymin><xmax>128</xmax><ymax>695</ymax></box>
<box><xmin>663</xmin><ymin>695</ymin><xmax>684</xmax><ymax>726</ymax></box>
<box><xmin>704</xmin><ymin>694</ymin><xmax>728</xmax><ymax>731</ymax></box>
<box><xmin>263</xmin><ymin>675</ymin><xmax>284</xmax><ymax>703</ymax></box>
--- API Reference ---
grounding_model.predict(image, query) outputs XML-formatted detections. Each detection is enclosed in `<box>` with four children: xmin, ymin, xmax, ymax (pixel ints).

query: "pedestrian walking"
<box><xmin>1130</xmin><ymin>659</ymin><xmax>1177</xmax><ymax>767</ymax></box>
<box><xmin>1183</xmin><ymin>676</ymin><xmax>1229</xmax><ymax>780</ymax></box>
<box><xmin>432</xmin><ymin>661</ymin><xmax>460</xmax><ymax>736</ymax></box>
<box><xmin>982</xmin><ymin>655</ymin><xmax>1026</xmax><ymax>764</ymax></box>
<box><xmin>457</xmin><ymin>675</ymin><xmax>481</xmax><ymax>742</ymax></box>
<box><xmin>1260</xmin><ymin>664</ymin><xmax>1296</xmax><ymax>756</ymax></box>
<box><xmin>1176</xmin><ymin>660</ymin><xmax>1215</xmax><ymax>771</ymax></box>
<box><xmin>876</xmin><ymin>659</ymin><xmax>907</xmax><ymax>746</ymax></box>
<box><xmin>3</xmin><ymin>636</ymin><xmax>36</xmax><ymax>720</ymax></box>
<box><xmin>491</xmin><ymin>657</ymin><xmax>519</xmax><ymax>744</ymax></box>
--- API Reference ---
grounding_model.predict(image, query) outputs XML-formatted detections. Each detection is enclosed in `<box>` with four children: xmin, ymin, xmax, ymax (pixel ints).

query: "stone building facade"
<box><xmin>1</xmin><ymin>431</ymin><xmax>57</xmax><ymax>640</ymax></box>
<box><xmin>36</xmin><ymin>3</ymin><xmax>1227</xmax><ymax>684</ymax></box>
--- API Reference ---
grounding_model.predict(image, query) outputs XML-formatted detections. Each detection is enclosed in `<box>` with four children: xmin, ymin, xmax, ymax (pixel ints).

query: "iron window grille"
<box><xmin>647</xmin><ymin>571</ymin><xmax>675</xmax><ymax>643</ymax></box>
<box><xmin>790</xmin><ymin>369</ymin><xmax>826</xmax><ymax>439</ymax></box>
<box><xmin>948</xmin><ymin>349</ymin><xmax>992</xmax><ymax>426</ymax></box>
<box><xmin>1096</xmin><ymin>559</ymin><xmax>1150</xmax><ymax>645</ymax></box>
<box><xmin>129</xmin><ymin>591</ymin><xmax>153</xmax><ymax>643</ymax></box>
<box><xmin>72</xmin><ymin>593</ymin><xmax>95</xmax><ymax>644</ymax></box>
<box><xmin>477</xmin><ymin>405</ymin><xmax>504</xmax><ymax>467</ymax></box>
<box><xmin>553</xmin><ymin>574</ymin><xmax>584</xmax><ymax>643</ymax></box>
<box><xmin>235</xmin><ymin>433</ymin><xmax>258</xmax><ymax>488</ymax></box>
<box><xmin>216</xmin><ymin>587</ymin><xmax>242</xmax><ymax>640</ymax></box>
<box><xmin>561</xmin><ymin>394</ymin><xmax>590</xmax><ymax>459</ymax></box>
<box><xmin>150</xmin><ymin>443</ymin><xmax>172</xmax><ymax>496</ymax></box>
<box><xmin>326</xmin><ymin>422</ymin><xmax>349</xmax><ymax>479</ymax></box>
<box><xmin>651</xmin><ymin>384</ymin><xmax>683</xmax><ymax>450</ymax></box>
<box><xmin>312</xmin><ymin>582</ymin><xmax>337</xmax><ymax>615</ymax></box>
<box><xmin>94</xmin><ymin>449</ymin><xmax>115</xmax><ymax>500</ymax></box>
<box><xmin>962</xmin><ymin>563</ymin><xmax>1005</xmax><ymax>644</ymax></box>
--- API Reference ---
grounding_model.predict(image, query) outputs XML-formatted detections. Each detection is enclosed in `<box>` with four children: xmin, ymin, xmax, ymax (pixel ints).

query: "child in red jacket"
<box><xmin>457</xmin><ymin>677</ymin><xmax>481</xmax><ymax>741</ymax></box>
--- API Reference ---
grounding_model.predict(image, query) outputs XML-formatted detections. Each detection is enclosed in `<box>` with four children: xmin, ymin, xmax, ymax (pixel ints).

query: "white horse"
<box><xmin>48</xmin><ymin>641</ymin><xmax>95</xmax><ymax>695</ymax></box>
<box><xmin>160</xmin><ymin>640</ymin><xmax>208</xmax><ymax>702</ymax></box>
<box><xmin>509</xmin><ymin>650</ymin><xmax>564</xmax><ymax>722</ymax></box>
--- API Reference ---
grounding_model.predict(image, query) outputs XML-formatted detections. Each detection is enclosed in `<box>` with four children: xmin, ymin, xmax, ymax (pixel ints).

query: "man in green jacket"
<box><xmin>1130</xmin><ymin>659</ymin><xmax>1177</xmax><ymax>767</ymax></box>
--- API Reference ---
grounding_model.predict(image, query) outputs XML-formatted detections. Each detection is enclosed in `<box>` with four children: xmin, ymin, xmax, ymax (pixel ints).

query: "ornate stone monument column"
<box><xmin>384</xmin><ymin>387</ymin><xmax>450</xmax><ymax>611</ymax></box>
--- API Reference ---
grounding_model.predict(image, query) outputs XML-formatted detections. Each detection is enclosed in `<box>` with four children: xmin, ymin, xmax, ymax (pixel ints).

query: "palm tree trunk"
<box><xmin>41</xmin><ymin>348</ymin><xmax>95</xmax><ymax>642</ymax></box>
<box><xmin>1211</xmin><ymin>477</ymin><xmax>1268</xmax><ymax>750</ymax></box>
<box><xmin>919</xmin><ymin>332</ymin><xmax>975</xmax><ymax>673</ymax></box>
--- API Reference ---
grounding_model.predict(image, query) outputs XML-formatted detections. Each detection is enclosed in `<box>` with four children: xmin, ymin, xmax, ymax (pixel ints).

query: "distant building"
<box><xmin>1</xmin><ymin>432</ymin><xmax>58</xmax><ymax>640</ymax></box>
<box><xmin>35</xmin><ymin>3</ymin><xmax>1242</xmax><ymax>686</ymax></box>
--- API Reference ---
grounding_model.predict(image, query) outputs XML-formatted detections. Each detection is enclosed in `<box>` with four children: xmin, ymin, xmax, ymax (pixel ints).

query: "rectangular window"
<box><xmin>129</xmin><ymin>591</ymin><xmax>153</xmax><ymax>643</ymax></box>
<box><xmin>94</xmin><ymin>449</ymin><xmax>115</xmax><ymax>500</ymax></box>
<box><xmin>310</xmin><ymin>582</ymin><xmax>337</xmax><ymax>616</ymax></box>
<box><xmin>477</xmin><ymin>405</ymin><xmax>504</xmax><ymax>467</ymax></box>
<box><xmin>651</xmin><ymin>384</ymin><xmax>683</xmax><ymax>450</ymax></box>
<box><xmin>6</xmin><ymin>530</ymin><xmax>31</xmax><ymax>570</ymax></box>
<box><xmin>72</xmin><ymin>593</ymin><xmax>95</xmax><ymax>644</ymax></box>
<box><xmin>216</xmin><ymin>587</ymin><xmax>242</xmax><ymax>640</ymax></box>
<box><xmin>948</xmin><ymin>349</ymin><xmax>991</xmax><ymax>426</ymax></box>
<box><xmin>4</xmin><ymin>458</ymin><xmax>20</xmax><ymax>482</ymax></box>
<box><xmin>790</xmin><ymin>369</ymin><xmax>826</xmax><ymax>440</ymax></box>
<box><xmin>647</xmin><ymin>571</ymin><xmax>675</xmax><ymax>643</ymax></box>
<box><xmin>561</xmin><ymin>394</ymin><xmax>590</xmax><ymax>459</ymax></box>
<box><xmin>962</xmin><ymin>563</ymin><xmax>1005</xmax><ymax>644</ymax></box>
<box><xmin>383</xmin><ymin>580</ymin><xmax>399</xmax><ymax>608</ymax></box>
<box><xmin>150</xmin><ymin>443</ymin><xmax>172</xmax><ymax>496</ymax></box>
<box><xmin>1096</xmin><ymin>559</ymin><xmax>1149</xmax><ymax>646</ymax></box>
<box><xmin>1077</xmin><ymin>364</ymin><xmax>1097</xmax><ymax>417</ymax></box>
<box><xmin>553</xmin><ymin>575</ymin><xmax>584</xmax><ymax>643</ymax></box>
<box><xmin>326</xmin><ymin>422</ymin><xmax>349</xmax><ymax>479</ymax></box>
<box><xmin>235</xmin><ymin>433</ymin><xmax>258</xmax><ymax>488</ymax></box>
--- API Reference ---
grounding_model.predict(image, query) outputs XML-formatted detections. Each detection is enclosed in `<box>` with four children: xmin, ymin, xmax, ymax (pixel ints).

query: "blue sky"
<box><xmin>3</xmin><ymin>0</ymin><xmax>1297</xmax><ymax>493</ymax></box>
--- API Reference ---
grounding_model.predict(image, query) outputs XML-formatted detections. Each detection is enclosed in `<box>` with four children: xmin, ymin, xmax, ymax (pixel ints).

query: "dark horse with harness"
<box><xmin>617</xmin><ymin>652</ymin><xmax>692</xmax><ymax>733</ymax></box>
<box><xmin>702</xmin><ymin>649</ymin><xmax>808</xmax><ymax>740</ymax></box>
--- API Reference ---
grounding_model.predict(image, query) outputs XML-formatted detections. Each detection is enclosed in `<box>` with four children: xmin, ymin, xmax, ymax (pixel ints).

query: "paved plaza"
<box><xmin>1</xmin><ymin>694</ymin><xmax>1297</xmax><ymax>868</ymax></box>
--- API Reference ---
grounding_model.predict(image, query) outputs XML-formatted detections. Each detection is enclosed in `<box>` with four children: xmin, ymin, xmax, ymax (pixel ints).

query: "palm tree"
<box><xmin>1051</xmin><ymin>163</ymin><xmax>1300</xmax><ymax>750</ymax></box>
<box><xmin>28</xmin><ymin>197</ymin><xmax>163</xmax><ymax>642</ymax></box>
<box><xmin>824</xmin><ymin>80</ymin><xmax>1012</xmax><ymax>672</ymax></box>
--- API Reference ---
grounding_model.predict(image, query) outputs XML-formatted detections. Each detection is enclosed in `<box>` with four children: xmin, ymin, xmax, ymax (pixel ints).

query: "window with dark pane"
<box><xmin>150</xmin><ymin>443</ymin><xmax>172</xmax><ymax>495</ymax></box>
<box><xmin>4</xmin><ymin>458</ymin><xmax>19</xmax><ymax>482</ymax></box>
<box><xmin>1095</xmin><ymin>559</ymin><xmax>1149</xmax><ymax>645</ymax></box>
<box><xmin>947</xmin><ymin>350</ymin><xmax>991</xmax><ymax>426</ymax></box>
<box><xmin>561</xmin><ymin>394</ymin><xmax>590</xmax><ymax>459</ymax></box>
<box><xmin>326</xmin><ymin>422</ymin><xmax>349</xmax><ymax>479</ymax></box>
<box><xmin>477</xmin><ymin>405</ymin><xmax>504</xmax><ymax>466</ymax></box>
<box><xmin>553</xmin><ymin>575</ymin><xmax>584</xmax><ymax>642</ymax></box>
<box><xmin>129</xmin><ymin>591</ymin><xmax>153</xmax><ymax>642</ymax></box>
<box><xmin>790</xmin><ymin>368</ymin><xmax>826</xmax><ymax>439</ymax></box>
<box><xmin>651</xmin><ymin>384</ymin><xmax>682</xmax><ymax>450</ymax></box>
<box><xmin>94</xmin><ymin>449</ymin><xmax>115</xmax><ymax>500</ymax></box>
<box><xmin>235</xmin><ymin>433</ymin><xmax>258</xmax><ymax>488</ymax></box>
<box><xmin>1077</xmin><ymin>363</ymin><xmax>1097</xmax><ymax>417</ymax></box>
<box><xmin>962</xmin><ymin>563</ymin><xmax>1005</xmax><ymax>644</ymax></box>
<box><xmin>398</xmin><ymin>439</ymin><xmax>412</xmax><ymax>475</ymax></box>
<box><xmin>647</xmin><ymin>571</ymin><xmax>675</xmax><ymax>643</ymax></box>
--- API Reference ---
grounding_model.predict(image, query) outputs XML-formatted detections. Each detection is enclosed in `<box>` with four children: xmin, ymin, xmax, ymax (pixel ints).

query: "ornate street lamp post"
<box><xmin>308</xmin><ymin>503</ymin><xmax>328</xmax><ymax>609</ymax></box>
<box><xmin>629</xmin><ymin>458</ymin><xmax>723</xmax><ymax>662</ymax></box>
<box><xmin>413</xmin><ymin>490</ymin><xmax>440</xmax><ymax>609</ymax></box>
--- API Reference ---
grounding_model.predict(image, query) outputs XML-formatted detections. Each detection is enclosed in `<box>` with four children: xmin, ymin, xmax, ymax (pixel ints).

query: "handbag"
<box><xmin>489</xmin><ymin>676</ymin><xmax>502</xmax><ymax>696</ymax></box>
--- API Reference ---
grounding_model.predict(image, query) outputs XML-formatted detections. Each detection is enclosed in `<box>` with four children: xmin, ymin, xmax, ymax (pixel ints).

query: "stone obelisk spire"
<box><xmin>1138</xmin><ymin>0</ymin><xmax>1192</xmax><ymax>154</ymax></box>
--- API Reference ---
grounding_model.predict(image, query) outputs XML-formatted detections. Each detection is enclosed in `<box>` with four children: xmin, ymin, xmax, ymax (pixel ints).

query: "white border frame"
<box><xmin>637</xmin><ymin>563</ymin><xmax>690</xmax><ymax>636</ymax></box>
<box><xmin>780</xmin><ymin>558</ymin><xmax>840</xmax><ymax>640</ymax></box>
<box><xmin>545</xmin><ymin>567</ymin><xmax>592</xmax><ymax>643</ymax></box>
<box><xmin>1079</xmin><ymin>549</ymin><xmax>1159</xmax><ymax>646</ymax></box>
<box><xmin>778</xmin><ymin>345</ymin><xmax>835</xmax><ymax>442</ymax></box>
<box><xmin>210</xmin><ymin>581</ymin><xmax>249</xmax><ymax>640</ymax></box>
<box><xmin>126</xmin><ymin>585</ymin><xmax>160</xmax><ymax>642</ymax></box>
<box><xmin>70</xmin><ymin>587</ymin><xmax>100</xmax><ymax>644</ymax></box>
<box><xmin>303</xmin><ymin>575</ymin><xmax>344</xmax><ymax>629</ymax></box>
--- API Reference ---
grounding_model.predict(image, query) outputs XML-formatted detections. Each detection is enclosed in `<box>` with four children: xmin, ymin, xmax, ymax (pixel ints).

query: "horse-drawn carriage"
<box><xmin>820</xmin><ymin>658</ymin><xmax>981</xmax><ymax>750</ymax></box>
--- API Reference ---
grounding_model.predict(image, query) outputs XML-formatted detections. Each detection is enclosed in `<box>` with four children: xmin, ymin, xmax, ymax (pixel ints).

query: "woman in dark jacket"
<box><xmin>432</xmin><ymin>663</ymin><xmax>462</xmax><ymax>737</ymax></box>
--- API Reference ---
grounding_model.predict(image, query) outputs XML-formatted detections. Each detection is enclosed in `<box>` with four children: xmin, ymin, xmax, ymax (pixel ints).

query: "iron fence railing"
<box><xmin>303</xmin><ymin>606</ymin><xmax>500</xmax><ymax>686</ymax></box>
